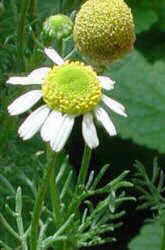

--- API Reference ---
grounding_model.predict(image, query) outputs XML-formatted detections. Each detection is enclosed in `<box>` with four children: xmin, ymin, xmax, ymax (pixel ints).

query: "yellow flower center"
<box><xmin>42</xmin><ymin>62</ymin><xmax>102</xmax><ymax>115</ymax></box>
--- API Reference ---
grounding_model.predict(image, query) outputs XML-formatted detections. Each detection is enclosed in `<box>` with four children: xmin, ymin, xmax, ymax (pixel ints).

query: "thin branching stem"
<box><xmin>0</xmin><ymin>213</ymin><xmax>20</xmax><ymax>241</ymax></box>
<box><xmin>66</xmin><ymin>146</ymin><xmax>92</xmax><ymax>219</ymax></box>
<box><xmin>15</xmin><ymin>187</ymin><xmax>28</xmax><ymax>250</ymax></box>
<box><xmin>49</xmin><ymin>150</ymin><xmax>62</xmax><ymax>227</ymax></box>
<box><xmin>0</xmin><ymin>240</ymin><xmax>12</xmax><ymax>250</ymax></box>
<box><xmin>30</xmin><ymin>149</ymin><xmax>60</xmax><ymax>250</ymax></box>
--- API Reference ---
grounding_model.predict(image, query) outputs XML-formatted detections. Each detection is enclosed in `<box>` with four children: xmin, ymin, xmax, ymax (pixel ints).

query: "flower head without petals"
<box><xmin>7</xmin><ymin>48</ymin><xmax>127</xmax><ymax>152</ymax></box>
<box><xmin>43</xmin><ymin>14</ymin><xmax>73</xmax><ymax>40</ymax></box>
<box><xmin>73</xmin><ymin>0</ymin><xmax>135</xmax><ymax>64</ymax></box>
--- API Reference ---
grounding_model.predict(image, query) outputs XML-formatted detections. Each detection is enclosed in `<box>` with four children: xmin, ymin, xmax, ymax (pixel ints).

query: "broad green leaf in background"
<box><xmin>105</xmin><ymin>50</ymin><xmax>165</xmax><ymax>153</ymax></box>
<box><xmin>126</xmin><ymin>0</ymin><xmax>158</xmax><ymax>34</ymax></box>
<box><xmin>126</xmin><ymin>0</ymin><xmax>165</xmax><ymax>34</ymax></box>
<box><xmin>154</xmin><ymin>2</ymin><xmax>165</xmax><ymax>32</ymax></box>
<box><xmin>128</xmin><ymin>221</ymin><xmax>161</xmax><ymax>250</ymax></box>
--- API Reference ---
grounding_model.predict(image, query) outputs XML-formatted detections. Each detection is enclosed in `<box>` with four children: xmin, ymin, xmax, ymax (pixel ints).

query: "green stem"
<box><xmin>10</xmin><ymin>0</ymin><xmax>18</xmax><ymax>25</ymax></box>
<box><xmin>30</xmin><ymin>150</ymin><xmax>59</xmax><ymax>250</ymax></box>
<box><xmin>17</xmin><ymin>0</ymin><xmax>30</xmax><ymax>71</ymax></box>
<box><xmin>30</xmin><ymin>0</ymin><xmax>37</xmax><ymax>16</ymax></box>
<box><xmin>161</xmin><ymin>224</ymin><xmax>165</xmax><ymax>250</ymax></box>
<box><xmin>77</xmin><ymin>145</ymin><xmax>92</xmax><ymax>189</ymax></box>
<box><xmin>58</xmin><ymin>0</ymin><xmax>63</xmax><ymax>12</ymax></box>
<box><xmin>28</xmin><ymin>0</ymin><xmax>38</xmax><ymax>51</ymax></box>
<box><xmin>49</xmin><ymin>155</ymin><xmax>62</xmax><ymax>227</ymax></box>
<box><xmin>0</xmin><ymin>241</ymin><xmax>12</xmax><ymax>250</ymax></box>
<box><xmin>64</xmin><ymin>48</ymin><xmax>76</xmax><ymax>60</ymax></box>
<box><xmin>67</xmin><ymin>145</ymin><xmax>92</xmax><ymax>216</ymax></box>
<box><xmin>29</xmin><ymin>0</ymin><xmax>38</xmax><ymax>29</ymax></box>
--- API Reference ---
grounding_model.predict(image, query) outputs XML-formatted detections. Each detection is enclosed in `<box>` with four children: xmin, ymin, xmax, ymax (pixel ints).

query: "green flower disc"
<box><xmin>73</xmin><ymin>0</ymin><xmax>136</xmax><ymax>64</ymax></box>
<box><xmin>42</xmin><ymin>62</ymin><xmax>102</xmax><ymax>115</ymax></box>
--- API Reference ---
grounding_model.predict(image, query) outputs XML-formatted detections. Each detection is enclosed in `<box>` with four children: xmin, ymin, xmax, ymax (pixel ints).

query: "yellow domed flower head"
<box><xmin>42</xmin><ymin>61</ymin><xmax>101</xmax><ymax>115</ymax></box>
<box><xmin>73</xmin><ymin>0</ymin><xmax>135</xmax><ymax>64</ymax></box>
<box><xmin>7</xmin><ymin>48</ymin><xmax>127</xmax><ymax>152</ymax></box>
<box><xmin>43</xmin><ymin>14</ymin><xmax>73</xmax><ymax>40</ymax></box>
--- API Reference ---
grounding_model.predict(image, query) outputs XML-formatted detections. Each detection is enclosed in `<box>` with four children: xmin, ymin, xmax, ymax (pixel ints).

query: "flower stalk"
<box><xmin>77</xmin><ymin>145</ymin><xmax>92</xmax><ymax>189</ymax></box>
<box><xmin>30</xmin><ymin>149</ymin><xmax>60</xmax><ymax>250</ymax></box>
<box><xmin>67</xmin><ymin>145</ymin><xmax>92</xmax><ymax>216</ymax></box>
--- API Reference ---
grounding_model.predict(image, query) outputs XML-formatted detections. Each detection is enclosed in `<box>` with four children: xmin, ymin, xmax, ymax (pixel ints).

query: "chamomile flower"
<box><xmin>7</xmin><ymin>48</ymin><xmax>127</xmax><ymax>152</ymax></box>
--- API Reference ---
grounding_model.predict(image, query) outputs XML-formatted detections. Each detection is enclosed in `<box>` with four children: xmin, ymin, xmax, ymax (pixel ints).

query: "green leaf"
<box><xmin>126</xmin><ymin>0</ymin><xmax>158</xmax><ymax>34</ymax></box>
<box><xmin>128</xmin><ymin>221</ymin><xmax>161</xmax><ymax>250</ymax></box>
<box><xmin>105</xmin><ymin>50</ymin><xmax>165</xmax><ymax>152</ymax></box>
<box><xmin>155</xmin><ymin>2</ymin><xmax>165</xmax><ymax>32</ymax></box>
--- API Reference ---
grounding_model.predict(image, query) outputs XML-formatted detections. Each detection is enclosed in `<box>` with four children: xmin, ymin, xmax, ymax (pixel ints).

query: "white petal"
<box><xmin>41</xmin><ymin>110</ymin><xmax>62</xmax><ymax>142</ymax></box>
<box><xmin>7</xmin><ymin>67</ymin><xmax>50</xmax><ymax>85</ymax></box>
<box><xmin>102</xmin><ymin>95</ymin><xmax>127</xmax><ymax>117</ymax></box>
<box><xmin>28</xmin><ymin>67</ymin><xmax>50</xmax><ymax>84</ymax></box>
<box><xmin>98</xmin><ymin>76</ymin><xmax>115</xmax><ymax>90</ymax></box>
<box><xmin>44</xmin><ymin>48</ymin><xmax>64</xmax><ymax>65</ymax></box>
<box><xmin>49</xmin><ymin>114</ymin><xmax>64</xmax><ymax>146</ymax></box>
<box><xmin>82</xmin><ymin>113</ymin><xmax>99</xmax><ymax>149</ymax></box>
<box><xmin>18</xmin><ymin>105</ymin><xmax>50</xmax><ymax>140</ymax></box>
<box><xmin>51</xmin><ymin>114</ymin><xmax>75</xmax><ymax>152</ymax></box>
<box><xmin>7</xmin><ymin>76</ymin><xmax>33</xmax><ymax>85</ymax></box>
<box><xmin>8</xmin><ymin>90</ymin><xmax>42</xmax><ymax>116</ymax></box>
<box><xmin>94</xmin><ymin>107</ymin><xmax>117</xmax><ymax>136</ymax></box>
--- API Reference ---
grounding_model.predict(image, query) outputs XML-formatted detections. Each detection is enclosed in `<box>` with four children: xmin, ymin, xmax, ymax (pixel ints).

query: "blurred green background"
<box><xmin>0</xmin><ymin>0</ymin><xmax>165</xmax><ymax>249</ymax></box>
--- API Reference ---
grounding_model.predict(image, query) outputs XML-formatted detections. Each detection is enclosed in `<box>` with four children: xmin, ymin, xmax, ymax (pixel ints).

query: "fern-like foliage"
<box><xmin>0</xmin><ymin>155</ymin><xmax>135</xmax><ymax>249</ymax></box>
<box><xmin>134</xmin><ymin>159</ymin><xmax>165</xmax><ymax>214</ymax></box>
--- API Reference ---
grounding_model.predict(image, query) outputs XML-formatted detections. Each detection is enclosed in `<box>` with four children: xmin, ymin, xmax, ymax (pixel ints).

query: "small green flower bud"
<box><xmin>73</xmin><ymin>0</ymin><xmax>135</xmax><ymax>64</ymax></box>
<box><xmin>43</xmin><ymin>14</ymin><xmax>73</xmax><ymax>41</ymax></box>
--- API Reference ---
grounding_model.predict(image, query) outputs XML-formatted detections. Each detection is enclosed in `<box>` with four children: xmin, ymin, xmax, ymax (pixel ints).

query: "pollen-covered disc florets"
<box><xmin>73</xmin><ymin>0</ymin><xmax>135</xmax><ymax>64</ymax></box>
<box><xmin>42</xmin><ymin>62</ymin><xmax>102</xmax><ymax>115</ymax></box>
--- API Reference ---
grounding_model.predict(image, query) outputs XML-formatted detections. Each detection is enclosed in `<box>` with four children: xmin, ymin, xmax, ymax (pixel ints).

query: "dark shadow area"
<box><xmin>135</xmin><ymin>26</ymin><xmax>165</xmax><ymax>63</ymax></box>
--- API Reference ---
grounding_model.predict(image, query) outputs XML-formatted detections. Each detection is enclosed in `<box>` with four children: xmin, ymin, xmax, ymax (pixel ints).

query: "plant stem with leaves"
<box><xmin>30</xmin><ymin>150</ymin><xmax>60</xmax><ymax>250</ymax></box>
<box><xmin>49</xmin><ymin>149</ymin><xmax>62</xmax><ymax>227</ymax></box>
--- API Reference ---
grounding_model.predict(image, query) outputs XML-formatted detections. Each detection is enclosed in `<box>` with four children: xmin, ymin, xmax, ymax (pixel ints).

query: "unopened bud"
<box><xmin>43</xmin><ymin>14</ymin><xmax>73</xmax><ymax>41</ymax></box>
